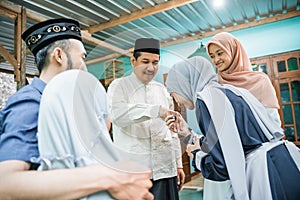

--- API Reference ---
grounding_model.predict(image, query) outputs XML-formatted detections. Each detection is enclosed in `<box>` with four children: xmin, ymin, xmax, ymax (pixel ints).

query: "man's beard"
<box><xmin>66</xmin><ymin>52</ymin><xmax>74</xmax><ymax>70</ymax></box>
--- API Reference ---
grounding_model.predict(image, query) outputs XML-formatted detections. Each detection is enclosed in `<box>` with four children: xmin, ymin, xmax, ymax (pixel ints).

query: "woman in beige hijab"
<box><xmin>207</xmin><ymin>32</ymin><xmax>279</xmax><ymax>112</ymax></box>
<box><xmin>205</xmin><ymin>32</ymin><xmax>281</xmax><ymax>200</ymax></box>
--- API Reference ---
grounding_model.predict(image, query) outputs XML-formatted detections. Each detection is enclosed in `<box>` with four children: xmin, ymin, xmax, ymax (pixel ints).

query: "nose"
<box><xmin>147</xmin><ymin>63</ymin><xmax>155</xmax><ymax>71</ymax></box>
<box><xmin>213</xmin><ymin>56</ymin><xmax>220</xmax><ymax>65</ymax></box>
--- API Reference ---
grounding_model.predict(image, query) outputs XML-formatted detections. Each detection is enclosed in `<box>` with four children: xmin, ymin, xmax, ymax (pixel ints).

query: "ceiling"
<box><xmin>0</xmin><ymin>0</ymin><xmax>299</xmax><ymax>76</ymax></box>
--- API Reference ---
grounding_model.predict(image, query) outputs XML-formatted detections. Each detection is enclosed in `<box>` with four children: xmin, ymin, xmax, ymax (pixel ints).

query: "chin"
<box><xmin>187</xmin><ymin>105</ymin><xmax>195</xmax><ymax>110</ymax></box>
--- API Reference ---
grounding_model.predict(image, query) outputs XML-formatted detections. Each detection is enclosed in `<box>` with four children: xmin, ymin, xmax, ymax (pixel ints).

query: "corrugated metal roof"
<box><xmin>0</xmin><ymin>0</ymin><xmax>299</xmax><ymax>76</ymax></box>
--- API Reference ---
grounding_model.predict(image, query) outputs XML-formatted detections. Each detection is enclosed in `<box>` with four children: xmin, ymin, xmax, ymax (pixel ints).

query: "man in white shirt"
<box><xmin>107</xmin><ymin>38</ymin><xmax>185</xmax><ymax>200</ymax></box>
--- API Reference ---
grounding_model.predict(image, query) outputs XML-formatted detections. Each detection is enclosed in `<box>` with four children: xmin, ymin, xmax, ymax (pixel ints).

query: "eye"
<box><xmin>152</xmin><ymin>61</ymin><xmax>158</xmax><ymax>66</ymax></box>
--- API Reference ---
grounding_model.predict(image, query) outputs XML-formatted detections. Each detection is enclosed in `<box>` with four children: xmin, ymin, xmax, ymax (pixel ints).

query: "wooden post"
<box><xmin>15</xmin><ymin>7</ymin><xmax>26</xmax><ymax>90</ymax></box>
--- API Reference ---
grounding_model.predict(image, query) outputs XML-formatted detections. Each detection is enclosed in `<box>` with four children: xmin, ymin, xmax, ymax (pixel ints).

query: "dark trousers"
<box><xmin>150</xmin><ymin>176</ymin><xmax>179</xmax><ymax>200</ymax></box>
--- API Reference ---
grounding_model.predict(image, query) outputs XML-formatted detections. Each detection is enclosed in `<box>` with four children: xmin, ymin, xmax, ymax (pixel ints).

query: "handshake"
<box><xmin>159</xmin><ymin>106</ymin><xmax>201</xmax><ymax>158</ymax></box>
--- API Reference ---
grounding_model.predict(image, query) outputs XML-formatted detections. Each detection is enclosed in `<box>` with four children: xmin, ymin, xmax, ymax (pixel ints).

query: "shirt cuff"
<box><xmin>194</xmin><ymin>150</ymin><xmax>207</xmax><ymax>171</ymax></box>
<box><xmin>176</xmin><ymin>156</ymin><xmax>183</xmax><ymax>168</ymax></box>
<box><xmin>148</xmin><ymin>105</ymin><xmax>161</xmax><ymax>118</ymax></box>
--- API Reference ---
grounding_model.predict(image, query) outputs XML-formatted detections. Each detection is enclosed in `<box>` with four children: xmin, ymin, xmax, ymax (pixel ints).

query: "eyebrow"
<box><xmin>210</xmin><ymin>49</ymin><xmax>223</xmax><ymax>55</ymax></box>
<box><xmin>140</xmin><ymin>57</ymin><xmax>159</xmax><ymax>63</ymax></box>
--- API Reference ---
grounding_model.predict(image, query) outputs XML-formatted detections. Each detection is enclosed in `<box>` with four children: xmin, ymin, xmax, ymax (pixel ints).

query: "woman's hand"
<box><xmin>186</xmin><ymin>135</ymin><xmax>201</xmax><ymax>159</ymax></box>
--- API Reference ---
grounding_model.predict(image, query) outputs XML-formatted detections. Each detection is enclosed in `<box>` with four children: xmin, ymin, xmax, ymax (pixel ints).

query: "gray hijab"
<box><xmin>166</xmin><ymin>56</ymin><xmax>218</xmax><ymax>104</ymax></box>
<box><xmin>166</xmin><ymin>56</ymin><xmax>284</xmax><ymax>200</ymax></box>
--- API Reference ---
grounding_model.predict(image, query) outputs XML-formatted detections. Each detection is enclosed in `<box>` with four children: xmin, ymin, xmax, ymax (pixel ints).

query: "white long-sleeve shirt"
<box><xmin>107</xmin><ymin>73</ymin><xmax>182</xmax><ymax>180</ymax></box>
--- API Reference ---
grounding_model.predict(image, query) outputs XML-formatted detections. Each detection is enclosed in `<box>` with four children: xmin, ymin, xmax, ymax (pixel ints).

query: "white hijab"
<box><xmin>38</xmin><ymin>70</ymin><xmax>150</xmax><ymax>173</ymax></box>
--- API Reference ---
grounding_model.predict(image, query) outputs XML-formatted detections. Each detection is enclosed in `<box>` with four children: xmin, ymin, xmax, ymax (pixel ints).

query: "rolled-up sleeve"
<box><xmin>0</xmin><ymin>94</ymin><xmax>40</xmax><ymax>163</ymax></box>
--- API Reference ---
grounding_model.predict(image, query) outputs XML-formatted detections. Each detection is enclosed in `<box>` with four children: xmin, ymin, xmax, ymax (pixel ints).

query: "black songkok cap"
<box><xmin>21</xmin><ymin>18</ymin><xmax>82</xmax><ymax>56</ymax></box>
<box><xmin>133</xmin><ymin>38</ymin><xmax>160</xmax><ymax>55</ymax></box>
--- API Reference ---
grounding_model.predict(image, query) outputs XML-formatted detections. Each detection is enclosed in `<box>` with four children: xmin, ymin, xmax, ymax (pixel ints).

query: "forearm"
<box><xmin>0</xmin><ymin>161</ymin><xmax>112</xmax><ymax>200</ymax></box>
<box><xmin>111</xmin><ymin>103</ymin><xmax>160</xmax><ymax>127</ymax></box>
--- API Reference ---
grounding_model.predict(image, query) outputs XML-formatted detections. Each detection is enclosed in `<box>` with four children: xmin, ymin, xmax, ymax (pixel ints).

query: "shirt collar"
<box><xmin>130</xmin><ymin>72</ymin><xmax>153</xmax><ymax>86</ymax></box>
<box><xmin>31</xmin><ymin>77</ymin><xmax>46</xmax><ymax>94</ymax></box>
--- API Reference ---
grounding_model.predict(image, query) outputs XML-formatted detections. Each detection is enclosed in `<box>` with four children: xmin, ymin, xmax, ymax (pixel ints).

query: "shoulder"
<box><xmin>107</xmin><ymin>77</ymin><xmax>125</xmax><ymax>93</ymax></box>
<box><xmin>1</xmin><ymin>84</ymin><xmax>42</xmax><ymax>117</ymax></box>
<box><xmin>255</xmin><ymin>72</ymin><xmax>272</xmax><ymax>83</ymax></box>
<box><xmin>8</xmin><ymin>85</ymin><xmax>41</xmax><ymax>104</ymax></box>
<box><xmin>109</xmin><ymin>75</ymin><xmax>131</xmax><ymax>87</ymax></box>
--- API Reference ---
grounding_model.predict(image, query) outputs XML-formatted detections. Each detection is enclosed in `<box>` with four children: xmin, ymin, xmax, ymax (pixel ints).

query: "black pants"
<box><xmin>150</xmin><ymin>176</ymin><xmax>179</xmax><ymax>200</ymax></box>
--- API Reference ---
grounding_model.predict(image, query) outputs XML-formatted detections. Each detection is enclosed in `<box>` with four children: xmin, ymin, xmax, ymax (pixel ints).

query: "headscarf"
<box><xmin>207</xmin><ymin>32</ymin><xmax>279</xmax><ymax>108</ymax></box>
<box><xmin>166</xmin><ymin>56</ymin><xmax>218</xmax><ymax>104</ymax></box>
<box><xmin>38</xmin><ymin>70</ymin><xmax>150</xmax><ymax>172</ymax></box>
<box><xmin>166</xmin><ymin>56</ymin><xmax>249</xmax><ymax>199</ymax></box>
<box><xmin>165</xmin><ymin>56</ymin><xmax>283</xmax><ymax>200</ymax></box>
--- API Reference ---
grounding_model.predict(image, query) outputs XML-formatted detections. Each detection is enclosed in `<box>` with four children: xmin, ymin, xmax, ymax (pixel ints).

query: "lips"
<box><xmin>216</xmin><ymin>62</ymin><xmax>223</xmax><ymax>68</ymax></box>
<box><xmin>144</xmin><ymin>72</ymin><xmax>154</xmax><ymax>75</ymax></box>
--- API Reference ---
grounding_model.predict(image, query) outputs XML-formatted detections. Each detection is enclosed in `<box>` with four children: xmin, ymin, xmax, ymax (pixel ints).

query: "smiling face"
<box><xmin>208</xmin><ymin>43</ymin><xmax>232</xmax><ymax>72</ymax></box>
<box><xmin>170</xmin><ymin>92</ymin><xmax>194</xmax><ymax>110</ymax></box>
<box><xmin>131</xmin><ymin>52</ymin><xmax>159</xmax><ymax>84</ymax></box>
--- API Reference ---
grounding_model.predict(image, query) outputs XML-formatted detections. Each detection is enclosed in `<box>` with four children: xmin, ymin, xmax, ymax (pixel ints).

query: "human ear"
<box><xmin>130</xmin><ymin>56</ymin><xmax>136</xmax><ymax>67</ymax></box>
<box><xmin>53</xmin><ymin>47</ymin><xmax>63</xmax><ymax>64</ymax></box>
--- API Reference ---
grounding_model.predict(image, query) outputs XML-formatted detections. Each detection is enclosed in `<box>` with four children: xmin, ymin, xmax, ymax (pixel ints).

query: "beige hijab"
<box><xmin>207</xmin><ymin>32</ymin><xmax>279</xmax><ymax>108</ymax></box>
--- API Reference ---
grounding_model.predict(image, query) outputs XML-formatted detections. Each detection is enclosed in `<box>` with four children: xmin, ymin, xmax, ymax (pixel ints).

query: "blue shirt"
<box><xmin>0</xmin><ymin>77</ymin><xmax>46</xmax><ymax>163</ymax></box>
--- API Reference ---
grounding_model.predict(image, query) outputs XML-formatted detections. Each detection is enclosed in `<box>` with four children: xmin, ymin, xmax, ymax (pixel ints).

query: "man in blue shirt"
<box><xmin>0</xmin><ymin>18</ymin><xmax>153</xmax><ymax>200</ymax></box>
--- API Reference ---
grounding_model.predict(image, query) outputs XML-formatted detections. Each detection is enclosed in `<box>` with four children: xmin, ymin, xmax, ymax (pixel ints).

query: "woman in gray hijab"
<box><xmin>165</xmin><ymin>56</ymin><xmax>300</xmax><ymax>200</ymax></box>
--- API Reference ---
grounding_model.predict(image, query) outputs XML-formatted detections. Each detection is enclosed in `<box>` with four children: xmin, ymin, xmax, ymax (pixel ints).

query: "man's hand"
<box><xmin>108</xmin><ymin>172</ymin><xmax>153</xmax><ymax>200</ymax></box>
<box><xmin>177</xmin><ymin>168</ymin><xmax>185</xmax><ymax>191</ymax></box>
<box><xmin>165</xmin><ymin>114</ymin><xmax>190</xmax><ymax>137</ymax></box>
<box><xmin>159</xmin><ymin>106</ymin><xmax>178</xmax><ymax>120</ymax></box>
<box><xmin>107</xmin><ymin>161</ymin><xmax>154</xmax><ymax>200</ymax></box>
<box><xmin>0</xmin><ymin>160</ymin><xmax>153</xmax><ymax>200</ymax></box>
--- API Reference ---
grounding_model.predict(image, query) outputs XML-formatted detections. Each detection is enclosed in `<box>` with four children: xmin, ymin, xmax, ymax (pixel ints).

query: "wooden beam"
<box><xmin>0</xmin><ymin>1</ymin><xmax>22</xmax><ymax>13</ymax></box>
<box><xmin>16</xmin><ymin>7</ymin><xmax>27</xmax><ymax>89</ymax></box>
<box><xmin>81</xmin><ymin>31</ymin><xmax>131</xmax><ymax>56</ymax></box>
<box><xmin>0</xmin><ymin>67</ymin><xmax>35</xmax><ymax>78</ymax></box>
<box><xmin>0</xmin><ymin>44</ymin><xmax>18</xmax><ymax>72</ymax></box>
<box><xmin>86</xmin><ymin>53</ymin><xmax>123</xmax><ymax>65</ymax></box>
<box><xmin>0</xmin><ymin>5</ymin><xmax>17</xmax><ymax>19</ymax></box>
<box><xmin>88</xmin><ymin>0</ymin><xmax>198</xmax><ymax>33</ymax></box>
<box><xmin>14</xmin><ymin>13</ymin><xmax>21</xmax><ymax>83</ymax></box>
<box><xmin>86</xmin><ymin>10</ymin><xmax>300</xmax><ymax>64</ymax></box>
<box><xmin>0</xmin><ymin>0</ymin><xmax>49</xmax><ymax>22</ymax></box>
<box><xmin>0</xmin><ymin>1</ymin><xmax>124</xmax><ymax>54</ymax></box>
<box><xmin>161</xmin><ymin>10</ymin><xmax>300</xmax><ymax>47</ymax></box>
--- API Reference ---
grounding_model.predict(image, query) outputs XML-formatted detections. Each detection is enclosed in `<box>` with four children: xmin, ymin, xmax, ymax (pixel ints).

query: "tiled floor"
<box><xmin>179</xmin><ymin>173</ymin><xmax>203</xmax><ymax>200</ymax></box>
<box><xmin>179</xmin><ymin>189</ymin><xmax>203</xmax><ymax>200</ymax></box>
